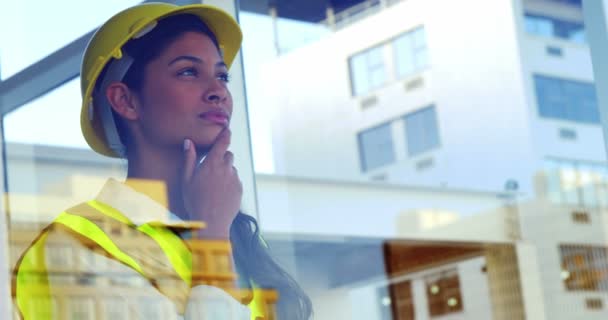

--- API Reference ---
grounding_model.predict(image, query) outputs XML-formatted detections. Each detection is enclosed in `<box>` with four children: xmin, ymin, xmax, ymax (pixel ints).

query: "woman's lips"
<box><xmin>200</xmin><ymin>110</ymin><xmax>229</xmax><ymax>125</ymax></box>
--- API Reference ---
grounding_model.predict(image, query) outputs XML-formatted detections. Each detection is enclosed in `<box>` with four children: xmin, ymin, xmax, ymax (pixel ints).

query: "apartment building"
<box><xmin>239</xmin><ymin>0</ymin><xmax>608</xmax><ymax>319</ymax></box>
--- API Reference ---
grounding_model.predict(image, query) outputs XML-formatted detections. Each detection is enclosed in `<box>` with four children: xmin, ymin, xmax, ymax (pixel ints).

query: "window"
<box><xmin>349</xmin><ymin>27</ymin><xmax>429</xmax><ymax>96</ymax></box>
<box><xmin>393</xmin><ymin>27</ymin><xmax>428</xmax><ymax>78</ymax></box>
<box><xmin>0</xmin><ymin>1</ymin><xmax>141</xmax><ymax>79</ymax></box>
<box><xmin>358</xmin><ymin>122</ymin><xmax>395</xmax><ymax>171</ymax></box>
<box><xmin>139</xmin><ymin>298</ymin><xmax>162</xmax><ymax>320</ymax></box>
<box><xmin>104</xmin><ymin>298</ymin><xmax>126</xmax><ymax>320</ymax></box>
<box><xmin>534</xmin><ymin>75</ymin><xmax>599</xmax><ymax>124</ymax></box>
<box><xmin>543</xmin><ymin>158</ymin><xmax>608</xmax><ymax>208</ymax></box>
<box><xmin>213</xmin><ymin>252</ymin><xmax>232</xmax><ymax>273</ymax></box>
<box><xmin>47</xmin><ymin>244</ymin><xmax>72</xmax><ymax>269</ymax></box>
<box><xmin>384</xmin><ymin>280</ymin><xmax>414</xmax><ymax>320</ymax></box>
<box><xmin>560</xmin><ymin>244</ymin><xmax>608</xmax><ymax>291</ymax></box>
<box><xmin>425</xmin><ymin>269</ymin><xmax>464</xmax><ymax>317</ymax></box>
<box><xmin>69</xmin><ymin>298</ymin><xmax>93</xmax><ymax>320</ymax></box>
<box><xmin>524</xmin><ymin>14</ymin><xmax>586</xmax><ymax>44</ymax></box>
<box><xmin>405</xmin><ymin>106</ymin><xmax>440</xmax><ymax>156</ymax></box>
<box><xmin>349</xmin><ymin>45</ymin><xmax>387</xmax><ymax>96</ymax></box>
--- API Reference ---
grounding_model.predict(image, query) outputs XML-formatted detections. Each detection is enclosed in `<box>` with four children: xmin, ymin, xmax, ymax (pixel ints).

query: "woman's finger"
<box><xmin>207</xmin><ymin>128</ymin><xmax>231</xmax><ymax>164</ymax></box>
<box><xmin>182</xmin><ymin>138</ymin><xmax>197</xmax><ymax>183</ymax></box>
<box><xmin>224</xmin><ymin>151</ymin><xmax>234</xmax><ymax>165</ymax></box>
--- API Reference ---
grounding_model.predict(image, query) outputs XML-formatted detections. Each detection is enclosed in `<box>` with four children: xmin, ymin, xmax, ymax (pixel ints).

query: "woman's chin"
<box><xmin>193</xmin><ymin>129</ymin><xmax>224</xmax><ymax>146</ymax></box>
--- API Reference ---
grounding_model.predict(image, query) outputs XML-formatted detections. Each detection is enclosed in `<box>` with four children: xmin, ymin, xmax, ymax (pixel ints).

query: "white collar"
<box><xmin>95</xmin><ymin>178</ymin><xmax>182</xmax><ymax>225</ymax></box>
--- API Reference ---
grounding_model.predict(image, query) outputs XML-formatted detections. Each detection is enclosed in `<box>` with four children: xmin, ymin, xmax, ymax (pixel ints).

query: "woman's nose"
<box><xmin>204</xmin><ymin>81</ymin><xmax>228</xmax><ymax>103</ymax></box>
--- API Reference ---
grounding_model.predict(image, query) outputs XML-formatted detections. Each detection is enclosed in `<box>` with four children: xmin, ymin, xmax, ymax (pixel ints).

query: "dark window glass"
<box><xmin>534</xmin><ymin>75</ymin><xmax>599</xmax><ymax>124</ymax></box>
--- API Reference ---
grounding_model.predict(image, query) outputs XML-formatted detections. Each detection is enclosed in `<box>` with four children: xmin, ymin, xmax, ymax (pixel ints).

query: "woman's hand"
<box><xmin>181</xmin><ymin>128</ymin><xmax>242</xmax><ymax>239</ymax></box>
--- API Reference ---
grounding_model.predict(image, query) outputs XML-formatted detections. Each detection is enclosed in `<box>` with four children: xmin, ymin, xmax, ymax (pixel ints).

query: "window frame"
<box><xmin>348</xmin><ymin>25</ymin><xmax>428</xmax><ymax>97</ymax></box>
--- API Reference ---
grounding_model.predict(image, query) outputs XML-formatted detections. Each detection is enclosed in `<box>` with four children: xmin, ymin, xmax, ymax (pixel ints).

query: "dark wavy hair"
<box><xmin>101</xmin><ymin>14</ymin><xmax>313</xmax><ymax>319</ymax></box>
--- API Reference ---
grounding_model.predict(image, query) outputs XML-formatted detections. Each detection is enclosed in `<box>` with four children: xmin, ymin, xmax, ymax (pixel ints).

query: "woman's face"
<box><xmin>134</xmin><ymin>31</ymin><xmax>232</xmax><ymax>154</ymax></box>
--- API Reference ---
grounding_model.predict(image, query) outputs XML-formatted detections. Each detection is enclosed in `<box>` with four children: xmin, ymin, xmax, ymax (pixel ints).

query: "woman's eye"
<box><xmin>217</xmin><ymin>72</ymin><xmax>231</xmax><ymax>83</ymax></box>
<box><xmin>178</xmin><ymin>68</ymin><xmax>198</xmax><ymax>77</ymax></box>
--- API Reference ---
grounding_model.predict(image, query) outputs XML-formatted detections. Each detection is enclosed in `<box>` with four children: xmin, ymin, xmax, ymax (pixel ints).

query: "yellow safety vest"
<box><xmin>13</xmin><ymin>199</ymin><xmax>267</xmax><ymax>320</ymax></box>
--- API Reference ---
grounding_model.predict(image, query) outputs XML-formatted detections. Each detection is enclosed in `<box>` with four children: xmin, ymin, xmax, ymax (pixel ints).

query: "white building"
<box><xmin>258</xmin><ymin>0</ymin><xmax>600</xmax><ymax>194</ymax></box>
<box><xmin>240</xmin><ymin>0</ymin><xmax>608</xmax><ymax>319</ymax></box>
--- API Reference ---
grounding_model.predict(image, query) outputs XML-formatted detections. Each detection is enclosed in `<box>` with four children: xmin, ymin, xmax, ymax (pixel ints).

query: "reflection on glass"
<box><xmin>543</xmin><ymin>158</ymin><xmax>608</xmax><ymax>208</ymax></box>
<box><xmin>4</xmin><ymin>78</ymin><xmax>89</xmax><ymax>149</ymax></box>
<box><xmin>0</xmin><ymin>0</ymin><xmax>141</xmax><ymax>79</ymax></box>
<box><xmin>561</xmin><ymin>244</ymin><xmax>608</xmax><ymax>291</ymax></box>
<box><xmin>239</xmin><ymin>0</ymin><xmax>608</xmax><ymax>319</ymax></box>
<box><xmin>424</xmin><ymin>269</ymin><xmax>463</xmax><ymax>317</ymax></box>
<box><xmin>4</xmin><ymin>0</ymin><xmax>608</xmax><ymax>319</ymax></box>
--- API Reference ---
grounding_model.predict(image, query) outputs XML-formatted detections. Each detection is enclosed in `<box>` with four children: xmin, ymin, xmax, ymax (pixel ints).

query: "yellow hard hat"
<box><xmin>80</xmin><ymin>3</ymin><xmax>243</xmax><ymax>158</ymax></box>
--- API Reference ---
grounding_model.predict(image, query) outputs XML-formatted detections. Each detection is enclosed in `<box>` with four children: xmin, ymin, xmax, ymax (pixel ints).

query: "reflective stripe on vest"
<box><xmin>14</xmin><ymin>200</ymin><xmax>267</xmax><ymax>319</ymax></box>
<box><xmin>14</xmin><ymin>232</ymin><xmax>53</xmax><ymax>320</ymax></box>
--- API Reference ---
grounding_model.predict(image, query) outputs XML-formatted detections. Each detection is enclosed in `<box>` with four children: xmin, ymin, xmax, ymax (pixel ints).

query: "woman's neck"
<box><xmin>125</xmin><ymin>143</ymin><xmax>190</xmax><ymax>220</ymax></box>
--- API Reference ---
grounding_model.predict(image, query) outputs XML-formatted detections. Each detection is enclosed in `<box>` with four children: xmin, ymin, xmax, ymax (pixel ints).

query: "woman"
<box><xmin>13</xmin><ymin>3</ymin><xmax>312</xmax><ymax>320</ymax></box>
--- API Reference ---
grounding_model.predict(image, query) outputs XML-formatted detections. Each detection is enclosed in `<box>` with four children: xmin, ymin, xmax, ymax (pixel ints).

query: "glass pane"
<box><xmin>349</xmin><ymin>45</ymin><xmax>387</xmax><ymax>96</ymax></box>
<box><xmin>0</xmin><ymin>0</ymin><xmax>141</xmax><ymax>79</ymax></box>
<box><xmin>4</xmin><ymin>78</ymin><xmax>88</xmax><ymax>149</ymax></box>
<box><xmin>525</xmin><ymin>15</ymin><xmax>555</xmax><ymax>37</ymax></box>
<box><xmin>405</xmin><ymin>106</ymin><xmax>439</xmax><ymax>156</ymax></box>
<box><xmin>239</xmin><ymin>0</ymin><xmax>608</xmax><ymax>319</ymax></box>
<box><xmin>351</xmin><ymin>53</ymin><xmax>372</xmax><ymax>96</ymax></box>
<box><xmin>534</xmin><ymin>75</ymin><xmax>599</xmax><ymax>124</ymax></box>
<box><xmin>358</xmin><ymin>122</ymin><xmax>396</xmax><ymax>171</ymax></box>
<box><xmin>394</xmin><ymin>33</ymin><xmax>415</xmax><ymax>77</ymax></box>
<box><xmin>394</xmin><ymin>27</ymin><xmax>428</xmax><ymax>78</ymax></box>
<box><xmin>5</xmin><ymin>0</ymin><xmax>608</xmax><ymax>320</ymax></box>
<box><xmin>369</xmin><ymin>47</ymin><xmax>387</xmax><ymax>89</ymax></box>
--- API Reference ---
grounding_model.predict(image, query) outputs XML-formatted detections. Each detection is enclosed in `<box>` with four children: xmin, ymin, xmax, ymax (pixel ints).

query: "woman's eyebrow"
<box><xmin>168</xmin><ymin>56</ymin><xmax>227</xmax><ymax>69</ymax></box>
<box><xmin>168</xmin><ymin>55</ymin><xmax>203</xmax><ymax>66</ymax></box>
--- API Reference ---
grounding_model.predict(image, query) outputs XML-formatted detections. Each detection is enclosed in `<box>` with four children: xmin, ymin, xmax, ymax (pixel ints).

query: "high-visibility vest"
<box><xmin>13</xmin><ymin>199</ymin><xmax>267</xmax><ymax>320</ymax></box>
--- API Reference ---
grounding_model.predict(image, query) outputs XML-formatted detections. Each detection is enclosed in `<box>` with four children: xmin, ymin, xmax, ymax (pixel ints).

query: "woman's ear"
<box><xmin>106</xmin><ymin>82</ymin><xmax>140</xmax><ymax>121</ymax></box>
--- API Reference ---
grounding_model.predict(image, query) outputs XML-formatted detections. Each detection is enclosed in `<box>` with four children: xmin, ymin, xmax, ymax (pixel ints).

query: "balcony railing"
<box><xmin>322</xmin><ymin>0</ymin><xmax>405</xmax><ymax>31</ymax></box>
